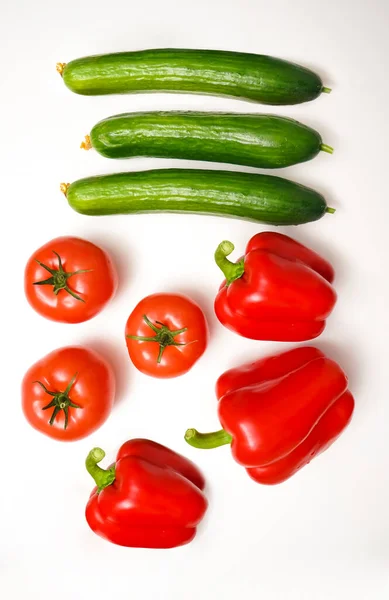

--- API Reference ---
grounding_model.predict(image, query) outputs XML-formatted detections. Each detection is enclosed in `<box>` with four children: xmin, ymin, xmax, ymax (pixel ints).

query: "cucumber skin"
<box><xmin>90</xmin><ymin>112</ymin><xmax>323</xmax><ymax>169</ymax></box>
<box><xmin>65</xmin><ymin>169</ymin><xmax>327</xmax><ymax>226</ymax></box>
<box><xmin>63</xmin><ymin>49</ymin><xmax>324</xmax><ymax>105</ymax></box>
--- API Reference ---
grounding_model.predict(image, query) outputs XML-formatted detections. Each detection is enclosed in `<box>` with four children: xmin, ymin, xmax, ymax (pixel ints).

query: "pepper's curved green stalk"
<box><xmin>85</xmin><ymin>448</ymin><xmax>116</xmax><ymax>492</ymax></box>
<box><xmin>35</xmin><ymin>373</ymin><xmax>81</xmax><ymax>429</ymax></box>
<box><xmin>33</xmin><ymin>250</ymin><xmax>92</xmax><ymax>302</ymax></box>
<box><xmin>127</xmin><ymin>314</ymin><xmax>195</xmax><ymax>363</ymax></box>
<box><xmin>185</xmin><ymin>428</ymin><xmax>232</xmax><ymax>449</ymax></box>
<box><xmin>214</xmin><ymin>241</ymin><xmax>245</xmax><ymax>286</ymax></box>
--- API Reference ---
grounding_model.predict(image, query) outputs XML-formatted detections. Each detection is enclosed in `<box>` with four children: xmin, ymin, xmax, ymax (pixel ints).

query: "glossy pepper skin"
<box><xmin>85</xmin><ymin>439</ymin><xmax>207</xmax><ymax>548</ymax></box>
<box><xmin>214</xmin><ymin>232</ymin><xmax>336</xmax><ymax>341</ymax></box>
<box><xmin>186</xmin><ymin>347</ymin><xmax>354</xmax><ymax>484</ymax></box>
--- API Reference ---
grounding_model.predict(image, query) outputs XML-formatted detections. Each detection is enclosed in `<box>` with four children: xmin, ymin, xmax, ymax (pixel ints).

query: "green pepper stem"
<box><xmin>85</xmin><ymin>448</ymin><xmax>116</xmax><ymax>491</ymax></box>
<box><xmin>214</xmin><ymin>241</ymin><xmax>245</xmax><ymax>285</ymax></box>
<box><xmin>184</xmin><ymin>428</ymin><xmax>232</xmax><ymax>449</ymax></box>
<box><xmin>320</xmin><ymin>144</ymin><xmax>334</xmax><ymax>154</ymax></box>
<box><xmin>325</xmin><ymin>207</ymin><xmax>336</xmax><ymax>214</ymax></box>
<box><xmin>322</xmin><ymin>87</ymin><xmax>332</xmax><ymax>94</ymax></box>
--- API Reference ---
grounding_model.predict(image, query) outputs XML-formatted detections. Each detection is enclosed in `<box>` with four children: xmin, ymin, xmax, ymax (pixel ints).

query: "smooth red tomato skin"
<box><xmin>125</xmin><ymin>293</ymin><xmax>208</xmax><ymax>378</ymax></box>
<box><xmin>24</xmin><ymin>236</ymin><xmax>118</xmax><ymax>323</ymax></box>
<box><xmin>22</xmin><ymin>346</ymin><xmax>115</xmax><ymax>441</ymax></box>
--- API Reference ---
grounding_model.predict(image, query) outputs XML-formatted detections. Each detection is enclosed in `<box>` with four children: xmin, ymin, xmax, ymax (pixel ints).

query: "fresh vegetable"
<box><xmin>24</xmin><ymin>236</ymin><xmax>117</xmax><ymax>323</ymax></box>
<box><xmin>214</xmin><ymin>232</ymin><xmax>336</xmax><ymax>341</ymax></box>
<box><xmin>85</xmin><ymin>439</ymin><xmax>207</xmax><ymax>548</ymax></box>
<box><xmin>185</xmin><ymin>347</ymin><xmax>354</xmax><ymax>484</ymax></box>
<box><xmin>22</xmin><ymin>346</ymin><xmax>115</xmax><ymax>441</ymax></box>
<box><xmin>61</xmin><ymin>169</ymin><xmax>333</xmax><ymax>225</ymax></box>
<box><xmin>82</xmin><ymin>111</ymin><xmax>333</xmax><ymax>169</ymax></box>
<box><xmin>57</xmin><ymin>49</ymin><xmax>330</xmax><ymax>105</ymax></box>
<box><xmin>125</xmin><ymin>293</ymin><xmax>208</xmax><ymax>378</ymax></box>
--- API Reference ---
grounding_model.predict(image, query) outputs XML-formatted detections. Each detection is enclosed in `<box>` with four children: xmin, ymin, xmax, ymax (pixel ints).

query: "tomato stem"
<box><xmin>36</xmin><ymin>373</ymin><xmax>82</xmax><ymax>429</ymax></box>
<box><xmin>85</xmin><ymin>448</ymin><xmax>116</xmax><ymax>492</ymax></box>
<box><xmin>127</xmin><ymin>315</ymin><xmax>192</xmax><ymax>364</ymax></box>
<box><xmin>33</xmin><ymin>250</ymin><xmax>92</xmax><ymax>302</ymax></box>
<box><xmin>214</xmin><ymin>241</ymin><xmax>245</xmax><ymax>285</ymax></box>
<box><xmin>185</xmin><ymin>428</ymin><xmax>232</xmax><ymax>449</ymax></box>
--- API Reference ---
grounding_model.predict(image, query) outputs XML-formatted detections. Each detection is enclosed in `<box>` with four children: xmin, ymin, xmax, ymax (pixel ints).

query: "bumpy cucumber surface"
<box><xmin>63</xmin><ymin>169</ymin><xmax>332</xmax><ymax>225</ymax></box>
<box><xmin>59</xmin><ymin>49</ymin><xmax>330</xmax><ymax>105</ymax></box>
<box><xmin>86</xmin><ymin>112</ymin><xmax>332</xmax><ymax>169</ymax></box>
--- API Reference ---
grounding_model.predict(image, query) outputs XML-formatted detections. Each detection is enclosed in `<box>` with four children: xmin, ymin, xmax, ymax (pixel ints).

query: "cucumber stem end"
<box><xmin>326</xmin><ymin>207</ymin><xmax>336</xmax><ymax>215</ymax></box>
<box><xmin>80</xmin><ymin>135</ymin><xmax>92</xmax><ymax>151</ymax></box>
<box><xmin>322</xmin><ymin>87</ymin><xmax>332</xmax><ymax>94</ymax></box>
<box><xmin>56</xmin><ymin>63</ymin><xmax>66</xmax><ymax>77</ymax></box>
<box><xmin>60</xmin><ymin>183</ymin><xmax>70</xmax><ymax>197</ymax></box>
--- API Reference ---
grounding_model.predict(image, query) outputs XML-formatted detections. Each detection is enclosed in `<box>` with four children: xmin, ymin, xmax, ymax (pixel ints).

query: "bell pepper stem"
<box><xmin>185</xmin><ymin>428</ymin><xmax>232</xmax><ymax>449</ymax></box>
<box><xmin>85</xmin><ymin>448</ymin><xmax>116</xmax><ymax>492</ymax></box>
<box><xmin>214</xmin><ymin>241</ymin><xmax>245</xmax><ymax>285</ymax></box>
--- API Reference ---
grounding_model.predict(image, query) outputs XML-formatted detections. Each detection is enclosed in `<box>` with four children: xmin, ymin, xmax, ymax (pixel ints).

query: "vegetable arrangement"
<box><xmin>21</xmin><ymin>48</ymin><xmax>353</xmax><ymax>549</ymax></box>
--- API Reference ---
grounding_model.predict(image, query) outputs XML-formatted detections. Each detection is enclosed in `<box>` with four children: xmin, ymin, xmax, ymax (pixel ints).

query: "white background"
<box><xmin>1</xmin><ymin>0</ymin><xmax>388</xmax><ymax>598</ymax></box>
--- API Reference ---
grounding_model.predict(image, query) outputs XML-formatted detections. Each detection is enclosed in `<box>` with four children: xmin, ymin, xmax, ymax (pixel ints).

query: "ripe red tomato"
<box><xmin>125</xmin><ymin>293</ymin><xmax>208</xmax><ymax>378</ymax></box>
<box><xmin>22</xmin><ymin>346</ymin><xmax>115</xmax><ymax>441</ymax></box>
<box><xmin>24</xmin><ymin>236</ymin><xmax>118</xmax><ymax>323</ymax></box>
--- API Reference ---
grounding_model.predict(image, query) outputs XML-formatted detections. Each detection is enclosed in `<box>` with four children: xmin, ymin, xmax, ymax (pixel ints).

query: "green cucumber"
<box><xmin>57</xmin><ymin>49</ymin><xmax>330</xmax><ymax>105</ymax></box>
<box><xmin>83</xmin><ymin>112</ymin><xmax>332</xmax><ymax>168</ymax></box>
<box><xmin>62</xmin><ymin>169</ymin><xmax>334</xmax><ymax>225</ymax></box>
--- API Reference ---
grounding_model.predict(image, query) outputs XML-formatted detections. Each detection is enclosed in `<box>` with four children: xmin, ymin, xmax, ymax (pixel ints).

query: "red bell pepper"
<box><xmin>185</xmin><ymin>347</ymin><xmax>354</xmax><ymax>484</ymax></box>
<box><xmin>214</xmin><ymin>232</ymin><xmax>336</xmax><ymax>341</ymax></box>
<box><xmin>85</xmin><ymin>439</ymin><xmax>208</xmax><ymax>548</ymax></box>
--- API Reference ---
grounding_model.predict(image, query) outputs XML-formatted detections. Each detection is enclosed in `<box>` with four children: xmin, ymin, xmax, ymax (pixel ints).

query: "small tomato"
<box><xmin>125</xmin><ymin>293</ymin><xmax>208</xmax><ymax>378</ymax></box>
<box><xmin>22</xmin><ymin>346</ymin><xmax>115</xmax><ymax>441</ymax></box>
<box><xmin>24</xmin><ymin>236</ymin><xmax>117</xmax><ymax>323</ymax></box>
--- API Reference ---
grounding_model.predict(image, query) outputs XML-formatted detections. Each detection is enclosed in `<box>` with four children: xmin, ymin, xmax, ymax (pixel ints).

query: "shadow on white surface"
<box><xmin>86</xmin><ymin>337</ymin><xmax>131</xmax><ymax>407</ymax></box>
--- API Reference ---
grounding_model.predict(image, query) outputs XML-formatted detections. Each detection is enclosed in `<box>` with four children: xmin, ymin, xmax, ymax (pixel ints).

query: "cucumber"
<box><xmin>62</xmin><ymin>169</ymin><xmax>333</xmax><ymax>225</ymax></box>
<box><xmin>57</xmin><ymin>49</ymin><xmax>330</xmax><ymax>105</ymax></box>
<box><xmin>83</xmin><ymin>112</ymin><xmax>332</xmax><ymax>169</ymax></box>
